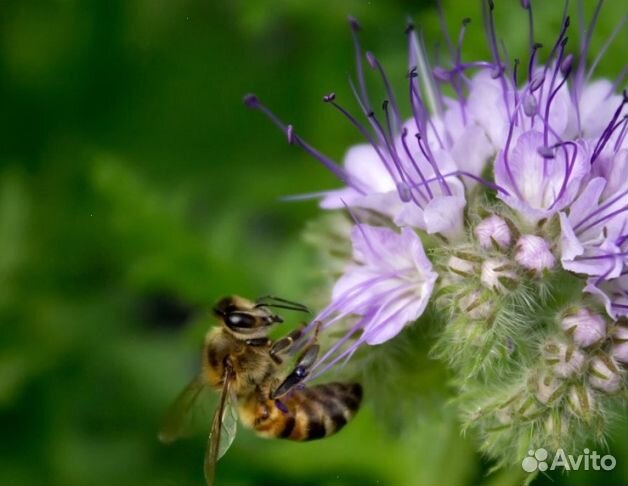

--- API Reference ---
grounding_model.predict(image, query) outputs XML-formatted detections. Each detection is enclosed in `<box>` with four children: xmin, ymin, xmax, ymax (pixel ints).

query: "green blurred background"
<box><xmin>0</xmin><ymin>0</ymin><xmax>626</xmax><ymax>484</ymax></box>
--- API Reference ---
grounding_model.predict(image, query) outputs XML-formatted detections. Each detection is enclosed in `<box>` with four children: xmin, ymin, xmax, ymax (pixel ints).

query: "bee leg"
<box><xmin>269</xmin><ymin>324</ymin><xmax>307</xmax><ymax>364</ymax></box>
<box><xmin>245</xmin><ymin>337</ymin><xmax>271</xmax><ymax>347</ymax></box>
<box><xmin>270</xmin><ymin>341</ymin><xmax>320</xmax><ymax>399</ymax></box>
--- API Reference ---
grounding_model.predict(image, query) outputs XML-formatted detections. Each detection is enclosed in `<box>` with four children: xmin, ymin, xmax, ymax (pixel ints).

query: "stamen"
<box><xmin>452</xmin><ymin>18</ymin><xmax>471</xmax><ymax>124</ymax></box>
<box><xmin>345</xmin><ymin>79</ymin><xmax>420</xmax><ymax>205</ymax></box>
<box><xmin>586</xmin><ymin>15</ymin><xmax>628</xmax><ymax>85</ymax></box>
<box><xmin>577</xmin><ymin>205</ymin><xmax>628</xmax><ymax>235</ymax></box>
<box><xmin>610</xmin><ymin>67</ymin><xmax>628</xmax><ymax>98</ymax></box>
<box><xmin>528</xmin><ymin>43</ymin><xmax>543</xmax><ymax>84</ymax></box>
<box><xmin>529</xmin><ymin>71</ymin><xmax>545</xmax><ymax>92</ymax></box>
<box><xmin>409</xmin><ymin>169</ymin><xmax>510</xmax><ymax>196</ymax></box>
<box><xmin>592</xmin><ymin>91</ymin><xmax>628</xmax><ymax>163</ymax></box>
<box><xmin>577</xmin><ymin>252</ymin><xmax>628</xmax><ymax>261</ymax></box>
<box><xmin>244</xmin><ymin>94</ymin><xmax>354</xmax><ymax>187</ymax></box>
<box><xmin>400</xmin><ymin>127</ymin><xmax>432</xmax><ymax>202</ymax></box>
<box><xmin>311</xmin><ymin>282</ymin><xmax>417</xmax><ymax>378</ymax></box>
<box><xmin>547</xmin><ymin>141</ymin><xmax>579</xmax><ymax>210</ymax></box>
<box><xmin>614</xmin><ymin>116</ymin><xmax>628</xmax><ymax>152</ymax></box>
<box><xmin>406</xmin><ymin>21</ymin><xmax>442</xmax><ymax>116</ymax></box>
<box><xmin>543</xmin><ymin>36</ymin><xmax>571</xmax><ymax>146</ymax></box>
<box><xmin>512</xmin><ymin>59</ymin><xmax>521</xmax><ymax>117</ymax></box>
<box><xmin>366</xmin><ymin>52</ymin><xmax>402</xmax><ymax>134</ymax></box>
<box><xmin>436</xmin><ymin>0</ymin><xmax>456</xmax><ymax>62</ymax></box>
<box><xmin>522</xmin><ymin>0</ymin><xmax>535</xmax><ymax>52</ymax></box>
<box><xmin>575</xmin><ymin>0</ymin><xmax>604</xmax><ymax>93</ymax></box>
<box><xmin>348</xmin><ymin>16</ymin><xmax>371</xmax><ymax>112</ymax></box>
<box><xmin>574</xmin><ymin>188</ymin><xmax>628</xmax><ymax>231</ymax></box>
<box><xmin>324</xmin><ymin>94</ymin><xmax>395</xmax><ymax>180</ymax></box>
<box><xmin>482</xmin><ymin>0</ymin><xmax>511</xmax><ymax>117</ymax></box>
<box><xmin>537</xmin><ymin>10</ymin><xmax>570</xmax><ymax>130</ymax></box>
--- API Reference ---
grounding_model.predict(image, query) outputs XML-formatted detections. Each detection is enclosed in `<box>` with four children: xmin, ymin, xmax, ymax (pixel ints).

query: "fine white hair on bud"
<box><xmin>589</xmin><ymin>355</ymin><xmax>623</xmax><ymax>393</ymax></box>
<box><xmin>543</xmin><ymin>341</ymin><xmax>586</xmax><ymax>378</ymax></box>
<box><xmin>514</xmin><ymin>235</ymin><xmax>556</xmax><ymax>274</ymax></box>
<box><xmin>480</xmin><ymin>258</ymin><xmax>517</xmax><ymax>292</ymax></box>
<box><xmin>611</xmin><ymin>325</ymin><xmax>628</xmax><ymax>363</ymax></box>
<box><xmin>535</xmin><ymin>371</ymin><xmax>564</xmax><ymax>405</ymax></box>
<box><xmin>611</xmin><ymin>342</ymin><xmax>628</xmax><ymax>364</ymax></box>
<box><xmin>458</xmin><ymin>290</ymin><xmax>492</xmax><ymax>320</ymax></box>
<box><xmin>446</xmin><ymin>255</ymin><xmax>476</xmax><ymax>279</ymax></box>
<box><xmin>566</xmin><ymin>384</ymin><xmax>595</xmax><ymax>419</ymax></box>
<box><xmin>561</xmin><ymin>308</ymin><xmax>607</xmax><ymax>348</ymax></box>
<box><xmin>474</xmin><ymin>215</ymin><xmax>512</xmax><ymax>249</ymax></box>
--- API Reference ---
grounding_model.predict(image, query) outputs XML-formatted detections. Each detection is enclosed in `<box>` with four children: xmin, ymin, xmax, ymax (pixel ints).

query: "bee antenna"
<box><xmin>255</xmin><ymin>295</ymin><xmax>311</xmax><ymax>313</ymax></box>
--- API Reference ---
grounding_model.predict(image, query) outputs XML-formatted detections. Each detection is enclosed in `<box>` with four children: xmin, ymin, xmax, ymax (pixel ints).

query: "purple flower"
<box><xmin>245</xmin><ymin>0</ymin><xmax>628</xmax><ymax>378</ymax></box>
<box><xmin>585</xmin><ymin>275</ymin><xmax>628</xmax><ymax>319</ymax></box>
<box><xmin>306</xmin><ymin>224</ymin><xmax>437</xmax><ymax>375</ymax></box>
<box><xmin>495</xmin><ymin>131</ymin><xmax>588</xmax><ymax>225</ymax></box>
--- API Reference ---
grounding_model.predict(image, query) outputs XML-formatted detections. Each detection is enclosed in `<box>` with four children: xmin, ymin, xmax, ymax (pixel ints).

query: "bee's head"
<box><xmin>213</xmin><ymin>295</ymin><xmax>282</xmax><ymax>338</ymax></box>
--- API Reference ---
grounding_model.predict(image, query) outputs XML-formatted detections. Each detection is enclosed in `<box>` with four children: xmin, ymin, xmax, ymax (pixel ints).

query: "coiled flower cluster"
<box><xmin>246</xmin><ymin>0</ymin><xmax>628</xmax><ymax>473</ymax></box>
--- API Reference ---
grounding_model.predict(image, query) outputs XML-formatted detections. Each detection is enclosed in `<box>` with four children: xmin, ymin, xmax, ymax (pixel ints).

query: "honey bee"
<box><xmin>159</xmin><ymin>295</ymin><xmax>362</xmax><ymax>485</ymax></box>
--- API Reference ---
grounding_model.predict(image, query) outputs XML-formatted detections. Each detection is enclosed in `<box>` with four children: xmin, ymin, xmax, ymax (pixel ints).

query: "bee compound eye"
<box><xmin>226</xmin><ymin>312</ymin><xmax>256</xmax><ymax>329</ymax></box>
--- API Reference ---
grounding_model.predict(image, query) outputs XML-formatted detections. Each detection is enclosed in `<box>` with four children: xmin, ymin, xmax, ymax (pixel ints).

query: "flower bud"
<box><xmin>458</xmin><ymin>290</ymin><xmax>492</xmax><ymax>320</ymax></box>
<box><xmin>589</xmin><ymin>355</ymin><xmax>622</xmax><ymax>393</ymax></box>
<box><xmin>447</xmin><ymin>255</ymin><xmax>476</xmax><ymax>279</ymax></box>
<box><xmin>542</xmin><ymin>341</ymin><xmax>585</xmax><ymax>378</ymax></box>
<box><xmin>481</xmin><ymin>258</ymin><xmax>517</xmax><ymax>292</ymax></box>
<box><xmin>611</xmin><ymin>324</ymin><xmax>628</xmax><ymax>363</ymax></box>
<box><xmin>611</xmin><ymin>342</ymin><xmax>628</xmax><ymax>364</ymax></box>
<box><xmin>514</xmin><ymin>235</ymin><xmax>555</xmax><ymax>275</ymax></box>
<box><xmin>474</xmin><ymin>215</ymin><xmax>512</xmax><ymax>249</ymax></box>
<box><xmin>566</xmin><ymin>384</ymin><xmax>595</xmax><ymax>419</ymax></box>
<box><xmin>561</xmin><ymin>308</ymin><xmax>606</xmax><ymax>348</ymax></box>
<box><xmin>536</xmin><ymin>371</ymin><xmax>564</xmax><ymax>405</ymax></box>
<box><xmin>544</xmin><ymin>410</ymin><xmax>569</xmax><ymax>442</ymax></box>
<box><xmin>613</xmin><ymin>323</ymin><xmax>628</xmax><ymax>341</ymax></box>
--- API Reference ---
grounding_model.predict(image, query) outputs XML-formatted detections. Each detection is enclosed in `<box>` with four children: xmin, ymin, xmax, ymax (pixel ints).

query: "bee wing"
<box><xmin>158</xmin><ymin>374</ymin><xmax>216</xmax><ymax>444</ymax></box>
<box><xmin>204</xmin><ymin>365</ymin><xmax>238</xmax><ymax>486</ymax></box>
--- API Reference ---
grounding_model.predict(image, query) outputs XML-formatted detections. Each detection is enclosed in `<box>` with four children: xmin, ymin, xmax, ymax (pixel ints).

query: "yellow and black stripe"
<box><xmin>241</xmin><ymin>382</ymin><xmax>362</xmax><ymax>441</ymax></box>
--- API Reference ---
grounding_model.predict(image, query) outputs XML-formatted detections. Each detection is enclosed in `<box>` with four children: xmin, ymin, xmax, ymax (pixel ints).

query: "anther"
<box><xmin>523</xmin><ymin>93</ymin><xmax>537</xmax><ymax>116</ymax></box>
<box><xmin>243</xmin><ymin>93</ymin><xmax>259</xmax><ymax>108</ymax></box>
<box><xmin>366</xmin><ymin>51</ymin><xmax>377</xmax><ymax>69</ymax></box>
<box><xmin>286</xmin><ymin>124</ymin><xmax>294</xmax><ymax>144</ymax></box>
<box><xmin>397</xmin><ymin>181</ymin><xmax>412</xmax><ymax>202</ymax></box>
<box><xmin>323</xmin><ymin>92</ymin><xmax>336</xmax><ymax>103</ymax></box>
<box><xmin>433</xmin><ymin>67</ymin><xmax>451</xmax><ymax>82</ymax></box>
<box><xmin>537</xmin><ymin>146</ymin><xmax>555</xmax><ymax>159</ymax></box>
<box><xmin>490</xmin><ymin>64</ymin><xmax>504</xmax><ymax>79</ymax></box>
<box><xmin>530</xmin><ymin>72</ymin><xmax>545</xmax><ymax>91</ymax></box>
<box><xmin>561</xmin><ymin>54</ymin><xmax>574</xmax><ymax>76</ymax></box>
<box><xmin>462</xmin><ymin>17</ymin><xmax>471</xmax><ymax>26</ymax></box>
<box><xmin>348</xmin><ymin>16</ymin><xmax>360</xmax><ymax>32</ymax></box>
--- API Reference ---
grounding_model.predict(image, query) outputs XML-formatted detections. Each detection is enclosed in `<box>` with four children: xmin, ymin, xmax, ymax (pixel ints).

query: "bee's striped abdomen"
<box><xmin>241</xmin><ymin>382</ymin><xmax>362</xmax><ymax>441</ymax></box>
